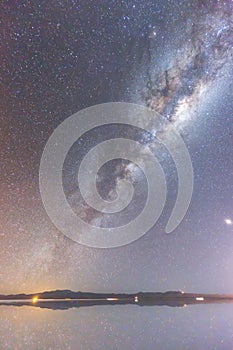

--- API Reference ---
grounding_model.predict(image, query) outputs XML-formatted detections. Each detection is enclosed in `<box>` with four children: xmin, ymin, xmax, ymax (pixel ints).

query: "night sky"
<box><xmin>1</xmin><ymin>0</ymin><xmax>233</xmax><ymax>349</ymax></box>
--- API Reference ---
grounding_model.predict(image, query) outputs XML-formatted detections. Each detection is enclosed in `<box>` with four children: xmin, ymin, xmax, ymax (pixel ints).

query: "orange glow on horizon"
<box><xmin>32</xmin><ymin>296</ymin><xmax>39</xmax><ymax>303</ymax></box>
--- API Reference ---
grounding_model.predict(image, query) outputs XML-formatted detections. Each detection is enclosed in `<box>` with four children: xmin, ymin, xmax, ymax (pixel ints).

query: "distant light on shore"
<box><xmin>32</xmin><ymin>296</ymin><xmax>39</xmax><ymax>303</ymax></box>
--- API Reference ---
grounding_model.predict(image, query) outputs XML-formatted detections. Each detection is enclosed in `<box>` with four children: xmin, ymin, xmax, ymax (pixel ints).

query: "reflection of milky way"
<box><xmin>73</xmin><ymin>3</ymin><xmax>233</xmax><ymax>227</ymax></box>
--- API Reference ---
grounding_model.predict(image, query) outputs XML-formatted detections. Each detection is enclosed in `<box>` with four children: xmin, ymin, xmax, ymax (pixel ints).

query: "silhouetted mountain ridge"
<box><xmin>1</xmin><ymin>290</ymin><xmax>233</xmax><ymax>310</ymax></box>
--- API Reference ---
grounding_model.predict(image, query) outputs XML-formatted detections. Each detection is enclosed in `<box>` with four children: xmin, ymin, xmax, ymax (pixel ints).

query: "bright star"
<box><xmin>224</xmin><ymin>219</ymin><xmax>232</xmax><ymax>225</ymax></box>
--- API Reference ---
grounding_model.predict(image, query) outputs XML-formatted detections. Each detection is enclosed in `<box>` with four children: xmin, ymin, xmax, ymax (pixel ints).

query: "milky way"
<box><xmin>1</xmin><ymin>1</ymin><xmax>233</xmax><ymax>349</ymax></box>
<box><xmin>143</xmin><ymin>3</ymin><xmax>233</xmax><ymax>124</ymax></box>
<box><xmin>74</xmin><ymin>1</ymin><xmax>233</xmax><ymax>228</ymax></box>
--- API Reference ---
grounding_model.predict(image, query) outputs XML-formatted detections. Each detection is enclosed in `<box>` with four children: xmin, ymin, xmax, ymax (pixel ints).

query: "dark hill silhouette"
<box><xmin>1</xmin><ymin>290</ymin><xmax>233</xmax><ymax>310</ymax></box>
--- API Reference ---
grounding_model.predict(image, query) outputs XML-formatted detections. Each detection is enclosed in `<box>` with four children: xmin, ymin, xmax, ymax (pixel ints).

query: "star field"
<box><xmin>1</xmin><ymin>0</ymin><xmax>233</xmax><ymax>349</ymax></box>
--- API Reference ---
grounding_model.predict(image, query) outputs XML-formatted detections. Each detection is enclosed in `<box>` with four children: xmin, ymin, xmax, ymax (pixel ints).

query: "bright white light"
<box><xmin>196</xmin><ymin>297</ymin><xmax>204</xmax><ymax>301</ymax></box>
<box><xmin>225</xmin><ymin>219</ymin><xmax>232</xmax><ymax>225</ymax></box>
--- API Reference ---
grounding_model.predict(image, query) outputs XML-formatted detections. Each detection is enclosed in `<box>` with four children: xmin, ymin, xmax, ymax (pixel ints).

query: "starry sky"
<box><xmin>1</xmin><ymin>0</ymin><xmax>233</xmax><ymax>349</ymax></box>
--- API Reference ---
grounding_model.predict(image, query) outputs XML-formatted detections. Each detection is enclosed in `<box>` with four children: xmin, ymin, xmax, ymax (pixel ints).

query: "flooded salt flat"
<box><xmin>0</xmin><ymin>304</ymin><xmax>233</xmax><ymax>350</ymax></box>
